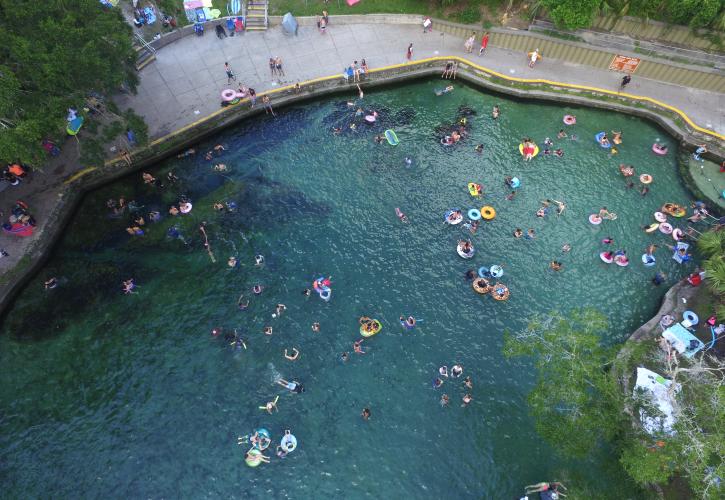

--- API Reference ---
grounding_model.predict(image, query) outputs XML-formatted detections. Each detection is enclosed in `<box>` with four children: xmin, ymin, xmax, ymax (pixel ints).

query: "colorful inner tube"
<box><xmin>518</xmin><ymin>143</ymin><xmax>539</xmax><ymax>157</ymax></box>
<box><xmin>639</xmin><ymin>174</ymin><xmax>653</xmax><ymax>184</ymax></box>
<box><xmin>563</xmin><ymin>114</ymin><xmax>576</xmax><ymax>125</ymax></box>
<box><xmin>642</xmin><ymin>253</ymin><xmax>656</xmax><ymax>267</ymax></box>
<box><xmin>595</xmin><ymin>132</ymin><xmax>612</xmax><ymax>149</ymax></box>
<box><xmin>662</xmin><ymin>203</ymin><xmax>686</xmax><ymax>217</ymax></box>
<box><xmin>245</xmin><ymin>449</ymin><xmax>263</xmax><ymax>467</ymax></box>
<box><xmin>467</xmin><ymin>209</ymin><xmax>481</xmax><ymax>220</ymax></box>
<box><xmin>467</xmin><ymin>182</ymin><xmax>481</xmax><ymax>196</ymax></box>
<box><xmin>364</xmin><ymin>115</ymin><xmax>376</xmax><ymax>123</ymax></box>
<box><xmin>659</xmin><ymin>223</ymin><xmax>673</xmax><ymax>234</ymax></box>
<box><xmin>672</xmin><ymin>228</ymin><xmax>684</xmax><ymax>241</ymax></box>
<box><xmin>589</xmin><ymin>214</ymin><xmax>602</xmax><ymax>225</ymax></box>
<box><xmin>480</xmin><ymin>206</ymin><xmax>496</xmax><ymax>220</ymax></box>
<box><xmin>360</xmin><ymin>320</ymin><xmax>382</xmax><ymax>338</ymax></box>
<box><xmin>654</xmin><ymin>211</ymin><xmax>667</xmax><ymax>222</ymax></box>
<box><xmin>645</xmin><ymin>223</ymin><xmax>660</xmax><ymax>233</ymax></box>
<box><xmin>472</xmin><ymin>277</ymin><xmax>491</xmax><ymax>294</ymax></box>
<box><xmin>492</xmin><ymin>283</ymin><xmax>509</xmax><ymax>301</ymax></box>
<box><xmin>615</xmin><ymin>255</ymin><xmax>629</xmax><ymax>267</ymax></box>
<box><xmin>652</xmin><ymin>143</ymin><xmax>668</xmax><ymax>156</ymax></box>
<box><xmin>683</xmin><ymin>310</ymin><xmax>699</xmax><ymax>325</ymax></box>
<box><xmin>600</xmin><ymin>252</ymin><xmax>614</xmax><ymax>264</ymax></box>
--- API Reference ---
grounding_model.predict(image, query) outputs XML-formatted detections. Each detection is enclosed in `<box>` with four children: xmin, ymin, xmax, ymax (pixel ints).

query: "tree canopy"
<box><xmin>0</xmin><ymin>0</ymin><xmax>138</xmax><ymax>165</ymax></box>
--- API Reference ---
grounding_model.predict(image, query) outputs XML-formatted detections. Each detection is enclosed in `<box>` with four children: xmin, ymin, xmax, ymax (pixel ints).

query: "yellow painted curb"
<box><xmin>97</xmin><ymin>54</ymin><xmax>722</xmax><ymax>175</ymax></box>
<box><xmin>64</xmin><ymin>166</ymin><xmax>97</xmax><ymax>184</ymax></box>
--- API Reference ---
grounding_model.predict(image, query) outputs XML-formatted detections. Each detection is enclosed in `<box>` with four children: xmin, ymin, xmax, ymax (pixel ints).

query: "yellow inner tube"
<box><xmin>360</xmin><ymin>320</ymin><xmax>382</xmax><ymax>337</ymax></box>
<box><xmin>472</xmin><ymin>278</ymin><xmax>491</xmax><ymax>294</ymax></box>
<box><xmin>480</xmin><ymin>206</ymin><xmax>496</xmax><ymax>220</ymax></box>
<box><xmin>467</xmin><ymin>183</ymin><xmax>481</xmax><ymax>196</ymax></box>
<box><xmin>518</xmin><ymin>143</ymin><xmax>540</xmax><ymax>158</ymax></box>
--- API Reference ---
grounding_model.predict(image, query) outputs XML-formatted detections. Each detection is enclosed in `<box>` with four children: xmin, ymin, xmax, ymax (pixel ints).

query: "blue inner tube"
<box><xmin>468</xmin><ymin>208</ymin><xmax>481</xmax><ymax>220</ymax></box>
<box><xmin>641</xmin><ymin>254</ymin><xmax>656</xmax><ymax>267</ymax></box>
<box><xmin>510</xmin><ymin>177</ymin><xmax>520</xmax><ymax>188</ymax></box>
<box><xmin>489</xmin><ymin>265</ymin><xmax>504</xmax><ymax>278</ymax></box>
<box><xmin>478</xmin><ymin>266</ymin><xmax>491</xmax><ymax>278</ymax></box>
<box><xmin>683</xmin><ymin>310</ymin><xmax>699</xmax><ymax>325</ymax></box>
<box><xmin>595</xmin><ymin>132</ymin><xmax>612</xmax><ymax>149</ymax></box>
<box><xmin>400</xmin><ymin>319</ymin><xmax>414</xmax><ymax>329</ymax></box>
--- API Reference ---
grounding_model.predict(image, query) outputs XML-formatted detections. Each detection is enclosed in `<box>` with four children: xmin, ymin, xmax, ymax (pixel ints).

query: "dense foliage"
<box><xmin>0</xmin><ymin>0</ymin><xmax>138</xmax><ymax>165</ymax></box>
<box><xmin>505</xmin><ymin>308</ymin><xmax>724</xmax><ymax>497</ymax></box>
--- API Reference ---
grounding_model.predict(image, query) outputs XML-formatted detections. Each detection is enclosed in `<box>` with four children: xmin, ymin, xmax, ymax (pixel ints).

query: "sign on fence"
<box><xmin>608</xmin><ymin>55</ymin><xmax>641</xmax><ymax>73</ymax></box>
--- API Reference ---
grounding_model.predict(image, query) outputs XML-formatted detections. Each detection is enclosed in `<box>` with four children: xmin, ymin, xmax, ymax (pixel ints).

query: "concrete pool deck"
<box><xmin>1</xmin><ymin>20</ymin><xmax>724</xmax><ymax>320</ymax></box>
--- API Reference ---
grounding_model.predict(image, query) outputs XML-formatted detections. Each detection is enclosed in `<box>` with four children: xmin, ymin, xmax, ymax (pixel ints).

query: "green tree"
<box><xmin>541</xmin><ymin>0</ymin><xmax>600</xmax><ymax>30</ymax></box>
<box><xmin>0</xmin><ymin>0</ymin><xmax>138</xmax><ymax>166</ymax></box>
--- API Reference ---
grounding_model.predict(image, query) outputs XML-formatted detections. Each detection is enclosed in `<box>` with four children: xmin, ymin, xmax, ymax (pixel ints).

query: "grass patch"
<box><xmin>268</xmin><ymin>0</ymin><xmax>432</xmax><ymax>17</ymax></box>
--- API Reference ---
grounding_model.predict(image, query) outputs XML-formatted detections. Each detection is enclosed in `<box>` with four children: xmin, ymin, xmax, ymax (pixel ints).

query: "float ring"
<box><xmin>563</xmin><ymin>115</ymin><xmax>576</xmax><ymax>125</ymax></box>
<box><xmin>683</xmin><ymin>310</ymin><xmax>699</xmax><ymax>325</ymax></box>
<box><xmin>221</xmin><ymin>89</ymin><xmax>237</xmax><ymax>102</ymax></box>
<box><xmin>468</xmin><ymin>209</ymin><xmax>481</xmax><ymax>221</ymax></box>
<box><xmin>480</xmin><ymin>206</ymin><xmax>496</xmax><ymax>220</ymax></box>
<box><xmin>640</xmin><ymin>174</ymin><xmax>653</xmax><ymax>184</ymax></box>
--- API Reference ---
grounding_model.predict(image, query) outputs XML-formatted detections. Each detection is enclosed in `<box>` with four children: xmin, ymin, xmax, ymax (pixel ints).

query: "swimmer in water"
<box><xmin>506</xmin><ymin>191</ymin><xmax>517</xmax><ymax>201</ymax></box>
<box><xmin>333</xmin><ymin>127</ymin><xmax>342</xmax><ymax>135</ymax></box>
<box><xmin>465</xmin><ymin>269</ymin><xmax>477</xmax><ymax>280</ymax></box>
<box><xmin>357</xmin><ymin>84</ymin><xmax>363</xmax><ymax>99</ymax></box>
<box><xmin>439</xmin><ymin>366</ymin><xmax>449</xmax><ymax>377</ymax></box>
<box><xmin>276</xmin><ymin>378</ymin><xmax>305</xmax><ymax>393</ymax></box>
<box><xmin>553</xmin><ymin>149</ymin><xmax>564</xmax><ymax>157</ymax></box>
<box><xmin>255</xmin><ymin>255</ymin><xmax>265</xmax><ymax>266</ymax></box>
<box><xmin>264</xmin><ymin>326</ymin><xmax>273</xmax><ymax>336</ymax></box>
<box><xmin>303</xmin><ymin>288</ymin><xmax>311</xmax><ymax>297</ymax></box>
<box><xmin>451</xmin><ymin>364</ymin><xmax>463</xmax><ymax>377</ymax></box>
<box><xmin>311</xmin><ymin>322</ymin><xmax>320</xmax><ymax>332</ymax></box>
<box><xmin>475</xmin><ymin>144</ymin><xmax>483</xmax><ymax>153</ymax></box>
<box><xmin>253</xmin><ymin>284</ymin><xmax>263</xmax><ymax>295</ymax></box>
<box><xmin>341</xmin><ymin>352</ymin><xmax>349</xmax><ymax>362</ymax></box>
<box><xmin>237</xmin><ymin>293</ymin><xmax>249</xmax><ymax>310</ymax></box>
<box><xmin>562</xmin><ymin>243</ymin><xmax>572</xmax><ymax>253</ymax></box>
<box><xmin>514</xmin><ymin>228</ymin><xmax>523</xmax><ymax>238</ymax></box>
<box><xmin>603</xmin><ymin>237</ymin><xmax>613</xmax><ymax>244</ymax></box>
<box><xmin>550</xmin><ymin>261</ymin><xmax>563</xmax><ymax>271</ymax></box>
<box><xmin>44</xmin><ymin>277</ymin><xmax>58</xmax><ymax>290</ymax></box>
<box><xmin>400</xmin><ymin>316</ymin><xmax>416</xmax><ymax>328</ymax></box>
<box><xmin>440</xmin><ymin>394</ymin><xmax>450</xmax><ymax>406</ymax></box>
<box><xmin>404</xmin><ymin>157</ymin><xmax>412</xmax><ymax>166</ymax></box>
<box><xmin>261</xmin><ymin>396</ymin><xmax>279</xmax><ymax>414</ymax></box>
<box><xmin>433</xmin><ymin>378</ymin><xmax>444</xmax><ymax>388</ymax></box>
<box><xmin>276</xmin><ymin>304</ymin><xmax>287</xmax><ymax>316</ymax></box>
<box><xmin>284</xmin><ymin>348</ymin><xmax>299</xmax><ymax>360</ymax></box>
<box><xmin>361</xmin><ymin>408</ymin><xmax>371</xmax><ymax>420</ymax></box>
<box><xmin>464</xmin><ymin>376</ymin><xmax>473</xmax><ymax>389</ymax></box>
<box><xmin>354</xmin><ymin>339</ymin><xmax>366</xmax><ymax>354</ymax></box>
<box><xmin>557</xmin><ymin>129</ymin><xmax>567</xmax><ymax>139</ymax></box>
<box><xmin>544</xmin><ymin>137</ymin><xmax>553</xmax><ymax>147</ymax></box>
<box><xmin>228</xmin><ymin>256</ymin><xmax>237</xmax><ymax>268</ymax></box>
<box><xmin>374</xmin><ymin>135</ymin><xmax>384</xmax><ymax>144</ymax></box>
<box><xmin>526</xmin><ymin>229</ymin><xmax>536</xmax><ymax>239</ymax></box>
<box><xmin>461</xmin><ymin>394</ymin><xmax>473</xmax><ymax>407</ymax></box>
<box><xmin>492</xmin><ymin>105</ymin><xmax>500</xmax><ymax>119</ymax></box>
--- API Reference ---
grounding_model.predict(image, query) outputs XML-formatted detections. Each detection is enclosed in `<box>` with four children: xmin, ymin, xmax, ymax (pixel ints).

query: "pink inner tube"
<box><xmin>615</xmin><ymin>256</ymin><xmax>629</xmax><ymax>267</ymax></box>
<box><xmin>563</xmin><ymin>115</ymin><xmax>576</xmax><ymax>125</ymax></box>
<box><xmin>659</xmin><ymin>223</ymin><xmax>673</xmax><ymax>234</ymax></box>
<box><xmin>652</xmin><ymin>143</ymin><xmax>668</xmax><ymax>156</ymax></box>
<box><xmin>600</xmin><ymin>252</ymin><xmax>614</xmax><ymax>264</ymax></box>
<box><xmin>672</xmin><ymin>228</ymin><xmax>683</xmax><ymax>241</ymax></box>
<box><xmin>221</xmin><ymin>89</ymin><xmax>237</xmax><ymax>102</ymax></box>
<box><xmin>589</xmin><ymin>214</ymin><xmax>602</xmax><ymax>225</ymax></box>
<box><xmin>654</xmin><ymin>211</ymin><xmax>667</xmax><ymax>223</ymax></box>
<box><xmin>365</xmin><ymin>115</ymin><xmax>376</xmax><ymax>123</ymax></box>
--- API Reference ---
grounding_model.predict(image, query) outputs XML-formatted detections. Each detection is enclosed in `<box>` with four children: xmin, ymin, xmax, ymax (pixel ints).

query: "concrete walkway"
<box><xmin>116</xmin><ymin>22</ymin><xmax>725</xmax><ymax>138</ymax></box>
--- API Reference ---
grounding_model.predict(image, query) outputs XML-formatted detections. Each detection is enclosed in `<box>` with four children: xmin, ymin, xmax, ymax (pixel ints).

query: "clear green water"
<box><xmin>0</xmin><ymin>81</ymin><xmax>696</xmax><ymax>498</ymax></box>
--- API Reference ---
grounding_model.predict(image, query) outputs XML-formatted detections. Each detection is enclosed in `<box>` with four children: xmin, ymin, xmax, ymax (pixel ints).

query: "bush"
<box><xmin>541</xmin><ymin>0</ymin><xmax>600</xmax><ymax>30</ymax></box>
<box><xmin>457</xmin><ymin>5</ymin><xmax>482</xmax><ymax>24</ymax></box>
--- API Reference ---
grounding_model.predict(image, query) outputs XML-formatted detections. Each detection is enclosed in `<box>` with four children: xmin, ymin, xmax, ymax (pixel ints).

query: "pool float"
<box><xmin>642</xmin><ymin>253</ymin><xmax>656</xmax><ymax>267</ymax></box>
<box><xmin>365</xmin><ymin>115</ymin><xmax>376</xmax><ymax>123</ymax></box>
<box><xmin>654</xmin><ymin>212</ymin><xmax>667</xmax><ymax>223</ymax></box>
<box><xmin>659</xmin><ymin>223</ymin><xmax>673</xmax><ymax>234</ymax></box>
<box><xmin>640</xmin><ymin>174</ymin><xmax>653</xmax><ymax>184</ymax></box>
<box><xmin>384</xmin><ymin>130</ymin><xmax>399</xmax><ymax>146</ymax></box>
<box><xmin>518</xmin><ymin>143</ymin><xmax>539</xmax><ymax>158</ymax></box>
<box><xmin>489</xmin><ymin>265</ymin><xmax>504</xmax><ymax>278</ymax></box>
<box><xmin>614</xmin><ymin>254</ymin><xmax>629</xmax><ymax>267</ymax></box>
<box><xmin>600</xmin><ymin>252</ymin><xmax>614</xmax><ymax>264</ymax></box>
<box><xmin>457</xmin><ymin>242</ymin><xmax>475</xmax><ymax>259</ymax></box>
<box><xmin>66</xmin><ymin>116</ymin><xmax>84</xmax><ymax>136</ymax></box>
<box><xmin>360</xmin><ymin>319</ymin><xmax>382</xmax><ymax>338</ymax></box>
<box><xmin>468</xmin><ymin>182</ymin><xmax>482</xmax><ymax>197</ymax></box>
<box><xmin>467</xmin><ymin>208</ymin><xmax>481</xmax><ymax>221</ymax></box>
<box><xmin>672</xmin><ymin>242</ymin><xmax>690</xmax><ymax>264</ymax></box>
<box><xmin>662</xmin><ymin>203</ymin><xmax>686</xmax><ymax>217</ymax></box>
<box><xmin>683</xmin><ymin>310</ymin><xmax>699</xmax><ymax>326</ymax></box>
<box><xmin>492</xmin><ymin>283</ymin><xmax>510</xmax><ymax>301</ymax></box>
<box><xmin>221</xmin><ymin>88</ymin><xmax>237</xmax><ymax>101</ymax></box>
<box><xmin>245</xmin><ymin>449</ymin><xmax>264</xmax><ymax>467</ymax></box>
<box><xmin>645</xmin><ymin>223</ymin><xmax>659</xmax><ymax>233</ymax></box>
<box><xmin>480</xmin><ymin>206</ymin><xmax>496</xmax><ymax>220</ymax></box>
<box><xmin>672</xmin><ymin>228</ymin><xmax>683</xmax><ymax>241</ymax></box>
<box><xmin>509</xmin><ymin>177</ymin><xmax>521</xmax><ymax>189</ymax></box>
<box><xmin>619</xmin><ymin>164</ymin><xmax>635</xmax><ymax>177</ymax></box>
<box><xmin>434</xmin><ymin>86</ymin><xmax>454</xmax><ymax>96</ymax></box>
<box><xmin>589</xmin><ymin>214</ymin><xmax>602</xmax><ymax>225</ymax></box>
<box><xmin>444</xmin><ymin>210</ymin><xmax>464</xmax><ymax>225</ymax></box>
<box><xmin>472</xmin><ymin>277</ymin><xmax>491</xmax><ymax>294</ymax></box>
<box><xmin>179</xmin><ymin>202</ymin><xmax>193</xmax><ymax>214</ymax></box>
<box><xmin>280</xmin><ymin>430</ymin><xmax>297</xmax><ymax>453</ymax></box>
<box><xmin>313</xmin><ymin>277</ymin><xmax>332</xmax><ymax>302</ymax></box>
<box><xmin>563</xmin><ymin>115</ymin><xmax>576</xmax><ymax>125</ymax></box>
<box><xmin>253</xmin><ymin>428</ymin><xmax>271</xmax><ymax>451</ymax></box>
<box><xmin>652</xmin><ymin>143</ymin><xmax>668</xmax><ymax>156</ymax></box>
<box><xmin>595</xmin><ymin>132</ymin><xmax>612</xmax><ymax>149</ymax></box>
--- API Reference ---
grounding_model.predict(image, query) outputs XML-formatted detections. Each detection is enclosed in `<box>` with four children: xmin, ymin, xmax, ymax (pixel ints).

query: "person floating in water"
<box><xmin>525</xmin><ymin>482</ymin><xmax>566</xmax><ymax>496</ymax></box>
<box><xmin>361</xmin><ymin>407</ymin><xmax>371</xmax><ymax>420</ymax></box>
<box><xmin>276</xmin><ymin>378</ymin><xmax>305</xmax><ymax>393</ymax></box>
<box><xmin>260</xmin><ymin>396</ymin><xmax>279</xmax><ymax>414</ymax></box>
<box><xmin>354</xmin><ymin>339</ymin><xmax>366</xmax><ymax>354</ymax></box>
<box><xmin>285</xmin><ymin>348</ymin><xmax>299</xmax><ymax>360</ymax></box>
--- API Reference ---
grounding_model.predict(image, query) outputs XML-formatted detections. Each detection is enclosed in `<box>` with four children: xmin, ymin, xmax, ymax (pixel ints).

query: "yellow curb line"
<box><xmin>87</xmin><ymin>54</ymin><xmax>721</xmax><ymax>184</ymax></box>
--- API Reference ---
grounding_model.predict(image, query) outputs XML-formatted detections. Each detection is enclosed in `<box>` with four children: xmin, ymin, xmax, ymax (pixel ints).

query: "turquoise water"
<box><xmin>0</xmin><ymin>81</ymin><xmax>696</xmax><ymax>498</ymax></box>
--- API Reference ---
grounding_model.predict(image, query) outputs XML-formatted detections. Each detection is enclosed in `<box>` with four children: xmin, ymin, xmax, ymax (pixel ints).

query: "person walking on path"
<box><xmin>478</xmin><ymin>32</ymin><xmax>489</xmax><ymax>56</ymax></box>
<box><xmin>619</xmin><ymin>74</ymin><xmax>632</xmax><ymax>91</ymax></box>
<box><xmin>464</xmin><ymin>32</ymin><xmax>475</xmax><ymax>53</ymax></box>
<box><xmin>224</xmin><ymin>62</ymin><xmax>236</xmax><ymax>84</ymax></box>
<box><xmin>406</xmin><ymin>43</ymin><xmax>413</xmax><ymax>62</ymax></box>
<box><xmin>275</xmin><ymin>56</ymin><xmax>285</xmax><ymax>77</ymax></box>
<box><xmin>528</xmin><ymin>48</ymin><xmax>541</xmax><ymax>69</ymax></box>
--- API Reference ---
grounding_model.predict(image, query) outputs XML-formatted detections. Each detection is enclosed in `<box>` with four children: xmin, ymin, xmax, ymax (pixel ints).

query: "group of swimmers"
<box><xmin>433</xmin><ymin>364</ymin><xmax>473</xmax><ymax>407</ymax></box>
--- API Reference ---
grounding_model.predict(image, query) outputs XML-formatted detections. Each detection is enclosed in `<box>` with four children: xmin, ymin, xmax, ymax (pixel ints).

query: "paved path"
<box><xmin>116</xmin><ymin>22</ymin><xmax>725</xmax><ymax>138</ymax></box>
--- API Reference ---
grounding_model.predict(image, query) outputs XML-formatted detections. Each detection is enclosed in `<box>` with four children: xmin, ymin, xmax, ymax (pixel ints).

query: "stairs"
<box><xmin>134</xmin><ymin>33</ymin><xmax>156</xmax><ymax>71</ymax></box>
<box><xmin>244</xmin><ymin>0</ymin><xmax>268</xmax><ymax>31</ymax></box>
